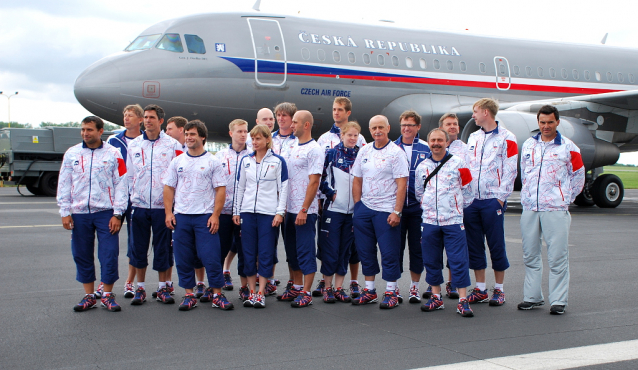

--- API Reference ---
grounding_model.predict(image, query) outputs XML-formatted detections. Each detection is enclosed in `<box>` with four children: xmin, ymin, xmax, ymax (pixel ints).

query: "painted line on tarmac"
<box><xmin>415</xmin><ymin>339</ymin><xmax>638</xmax><ymax>370</ymax></box>
<box><xmin>0</xmin><ymin>224</ymin><xmax>60</xmax><ymax>229</ymax></box>
<box><xmin>0</xmin><ymin>201</ymin><xmax>57</xmax><ymax>205</ymax></box>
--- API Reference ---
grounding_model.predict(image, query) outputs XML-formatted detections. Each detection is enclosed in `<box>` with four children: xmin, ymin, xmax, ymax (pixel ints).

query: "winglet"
<box><xmin>601</xmin><ymin>33</ymin><xmax>608</xmax><ymax>45</ymax></box>
<box><xmin>253</xmin><ymin>0</ymin><xmax>261</xmax><ymax>11</ymax></box>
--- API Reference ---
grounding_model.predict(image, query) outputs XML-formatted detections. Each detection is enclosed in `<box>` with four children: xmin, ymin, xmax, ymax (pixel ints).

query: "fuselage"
<box><xmin>74</xmin><ymin>12</ymin><xmax>638</xmax><ymax>144</ymax></box>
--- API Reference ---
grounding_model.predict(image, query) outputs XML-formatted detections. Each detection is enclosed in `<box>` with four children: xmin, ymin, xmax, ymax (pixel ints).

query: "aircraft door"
<box><xmin>247</xmin><ymin>18</ymin><xmax>287</xmax><ymax>87</ymax></box>
<box><xmin>494</xmin><ymin>56</ymin><xmax>511</xmax><ymax>90</ymax></box>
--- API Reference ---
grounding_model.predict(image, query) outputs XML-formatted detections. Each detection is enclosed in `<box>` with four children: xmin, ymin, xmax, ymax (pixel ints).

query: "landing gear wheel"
<box><xmin>574</xmin><ymin>187</ymin><xmax>594</xmax><ymax>207</ymax></box>
<box><xmin>591</xmin><ymin>174</ymin><xmax>623</xmax><ymax>208</ymax></box>
<box><xmin>39</xmin><ymin>172</ymin><xmax>59</xmax><ymax>197</ymax></box>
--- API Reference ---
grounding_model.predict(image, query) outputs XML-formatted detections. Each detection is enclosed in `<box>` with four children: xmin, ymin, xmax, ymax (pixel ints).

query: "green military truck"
<box><xmin>0</xmin><ymin>127</ymin><xmax>113</xmax><ymax>196</ymax></box>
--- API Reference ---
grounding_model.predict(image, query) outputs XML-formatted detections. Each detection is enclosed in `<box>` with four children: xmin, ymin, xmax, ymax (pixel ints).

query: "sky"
<box><xmin>1</xmin><ymin>0</ymin><xmax>638</xmax><ymax>163</ymax></box>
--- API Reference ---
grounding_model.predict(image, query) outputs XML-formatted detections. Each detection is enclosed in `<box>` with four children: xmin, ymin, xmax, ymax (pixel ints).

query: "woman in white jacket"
<box><xmin>233</xmin><ymin>125</ymin><xmax>289</xmax><ymax>308</ymax></box>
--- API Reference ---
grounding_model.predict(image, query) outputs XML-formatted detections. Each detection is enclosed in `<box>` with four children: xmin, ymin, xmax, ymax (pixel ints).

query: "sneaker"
<box><xmin>101</xmin><ymin>293</ymin><xmax>121</xmax><ymax>312</ymax></box>
<box><xmin>352</xmin><ymin>288</ymin><xmax>378</xmax><ymax>305</ymax></box>
<box><xmin>466</xmin><ymin>287</ymin><xmax>489</xmax><ymax>303</ymax></box>
<box><xmin>550</xmin><ymin>305</ymin><xmax>566</xmax><ymax>315</ymax></box>
<box><xmin>421</xmin><ymin>295</ymin><xmax>445</xmax><ymax>312</ymax></box>
<box><xmin>349</xmin><ymin>281</ymin><xmax>361</xmax><ymax>298</ymax></box>
<box><xmin>396</xmin><ymin>287</ymin><xmax>404</xmax><ymax>303</ymax></box>
<box><xmin>312</xmin><ymin>280</ymin><xmax>325</xmax><ymax>297</ymax></box>
<box><xmin>238</xmin><ymin>286</ymin><xmax>250</xmax><ymax>302</ymax></box>
<box><xmin>94</xmin><ymin>282</ymin><xmax>104</xmax><ymax>299</ymax></box>
<box><xmin>131</xmin><ymin>287</ymin><xmax>146</xmax><ymax>305</ymax></box>
<box><xmin>253</xmin><ymin>292</ymin><xmax>266</xmax><ymax>308</ymax></box>
<box><xmin>276</xmin><ymin>286</ymin><xmax>300</xmax><ymax>301</ymax></box>
<box><xmin>422</xmin><ymin>285</ymin><xmax>433</xmax><ymax>299</ymax></box>
<box><xmin>73</xmin><ymin>294</ymin><xmax>97</xmax><ymax>312</ymax></box>
<box><xmin>274</xmin><ymin>279</ymin><xmax>281</xmax><ymax>286</ymax></box>
<box><xmin>212</xmin><ymin>293</ymin><xmax>234</xmax><ymax>310</ymax></box>
<box><xmin>200</xmin><ymin>287</ymin><xmax>214</xmax><ymax>303</ymax></box>
<box><xmin>265</xmin><ymin>281</ymin><xmax>277</xmax><ymax>296</ymax></box>
<box><xmin>445</xmin><ymin>282</ymin><xmax>459</xmax><ymax>299</ymax></box>
<box><xmin>334</xmin><ymin>288</ymin><xmax>351</xmax><ymax>303</ymax></box>
<box><xmin>283</xmin><ymin>280</ymin><xmax>294</xmax><ymax>291</ymax></box>
<box><xmin>156</xmin><ymin>287</ymin><xmax>175</xmax><ymax>304</ymax></box>
<box><xmin>323</xmin><ymin>287</ymin><xmax>336</xmax><ymax>303</ymax></box>
<box><xmin>123</xmin><ymin>281</ymin><xmax>135</xmax><ymax>299</ymax></box>
<box><xmin>457</xmin><ymin>299</ymin><xmax>474</xmax><ymax>317</ymax></box>
<box><xmin>166</xmin><ymin>282</ymin><xmax>175</xmax><ymax>295</ymax></box>
<box><xmin>244</xmin><ymin>293</ymin><xmax>255</xmax><ymax>307</ymax></box>
<box><xmin>408</xmin><ymin>286</ymin><xmax>421</xmax><ymax>303</ymax></box>
<box><xmin>518</xmin><ymin>300</ymin><xmax>545</xmax><ymax>310</ymax></box>
<box><xmin>194</xmin><ymin>283</ymin><xmax>206</xmax><ymax>298</ymax></box>
<box><xmin>179</xmin><ymin>293</ymin><xmax>198</xmax><ymax>311</ymax></box>
<box><xmin>223</xmin><ymin>272</ymin><xmax>233</xmax><ymax>291</ymax></box>
<box><xmin>379</xmin><ymin>291</ymin><xmax>400</xmax><ymax>309</ymax></box>
<box><xmin>489</xmin><ymin>288</ymin><xmax>505</xmax><ymax>306</ymax></box>
<box><xmin>291</xmin><ymin>291</ymin><xmax>313</xmax><ymax>308</ymax></box>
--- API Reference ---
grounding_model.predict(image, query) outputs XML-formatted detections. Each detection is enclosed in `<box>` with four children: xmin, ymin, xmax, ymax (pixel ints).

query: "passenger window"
<box><xmin>550</xmin><ymin>68</ymin><xmax>556</xmax><ymax>78</ymax></box>
<box><xmin>595</xmin><ymin>71</ymin><xmax>601</xmax><ymax>81</ymax></box>
<box><xmin>537</xmin><ymin>67</ymin><xmax>543</xmax><ymax>77</ymax></box>
<box><xmin>377</xmin><ymin>54</ymin><xmax>385</xmax><ymax>66</ymax></box>
<box><xmin>606</xmin><ymin>72</ymin><xmax>612</xmax><ymax>82</ymax></box>
<box><xmin>573</xmin><ymin>69</ymin><xmax>579</xmax><ymax>80</ymax></box>
<box><xmin>526</xmin><ymin>66</ymin><xmax>532</xmax><ymax>76</ymax></box>
<box><xmin>434</xmin><ymin>59</ymin><xmax>440</xmax><ymax>70</ymax></box>
<box><xmin>460</xmin><ymin>61</ymin><xmax>467</xmax><ymax>72</ymax></box>
<box><xmin>301</xmin><ymin>48</ymin><xmax>310</xmax><ymax>60</ymax></box>
<box><xmin>480</xmin><ymin>62</ymin><xmax>487</xmax><ymax>73</ymax></box>
<box><xmin>561</xmin><ymin>68</ymin><xmax>568</xmax><ymax>79</ymax></box>
<box><xmin>630</xmin><ymin>74</ymin><xmax>635</xmax><ymax>83</ymax></box>
<box><xmin>584</xmin><ymin>70</ymin><xmax>590</xmax><ymax>80</ymax></box>
<box><xmin>447</xmin><ymin>60</ymin><xmax>453</xmax><ymax>70</ymax></box>
<box><xmin>513</xmin><ymin>65</ymin><xmax>519</xmax><ymax>75</ymax></box>
<box><xmin>348</xmin><ymin>52</ymin><xmax>356</xmax><ymax>63</ymax></box>
<box><xmin>333</xmin><ymin>50</ymin><xmax>341</xmax><ymax>63</ymax></box>
<box><xmin>363</xmin><ymin>53</ymin><xmax>371</xmax><ymax>65</ymax></box>
<box><xmin>392</xmin><ymin>55</ymin><xmax>399</xmax><ymax>67</ymax></box>
<box><xmin>419</xmin><ymin>58</ymin><xmax>427</xmax><ymax>69</ymax></box>
<box><xmin>184</xmin><ymin>34</ymin><xmax>206</xmax><ymax>54</ymax></box>
<box><xmin>317</xmin><ymin>49</ymin><xmax>326</xmax><ymax>61</ymax></box>
<box><xmin>406</xmin><ymin>57</ymin><xmax>413</xmax><ymax>68</ymax></box>
<box><xmin>156</xmin><ymin>33</ymin><xmax>184</xmax><ymax>53</ymax></box>
<box><xmin>126</xmin><ymin>34</ymin><xmax>161</xmax><ymax>51</ymax></box>
<box><xmin>618</xmin><ymin>73</ymin><xmax>624</xmax><ymax>82</ymax></box>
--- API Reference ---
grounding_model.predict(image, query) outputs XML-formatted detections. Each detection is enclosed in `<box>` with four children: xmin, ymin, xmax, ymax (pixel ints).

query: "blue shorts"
<box><xmin>421</xmin><ymin>223</ymin><xmax>471</xmax><ymax>288</ymax></box>
<box><xmin>463</xmin><ymin>199</ymin><xmax>510</xmax><ymax>271</ymax></box>
<box><xmin>129</xmin><ymin>207</ymin><xmax>173</xmax><ymax>271</ymax></box>
<box><xmin>71</xmin><ymin>210</ymin><xmax>119</xmax><ymax>285</ymax></box>
<box><xmin>240</xmin><ymin>213</ymin><xmax>279</xmax><ymax>278</ymax></box>
<box><xmin>318</xmin><ymin>210</ymin><xmax>354</xmax><ymax>277</ymax></box>
<box><xmin>284</xmin><ymin>213</ymin><xmax>318</xmax><ymax>275</ymax></box>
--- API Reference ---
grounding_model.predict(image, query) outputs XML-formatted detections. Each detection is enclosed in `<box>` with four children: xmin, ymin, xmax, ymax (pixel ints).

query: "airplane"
<box><xmin>73</xmin><ymin>11</ymin><xmax>638</xmax><ymax>208</ymax></box>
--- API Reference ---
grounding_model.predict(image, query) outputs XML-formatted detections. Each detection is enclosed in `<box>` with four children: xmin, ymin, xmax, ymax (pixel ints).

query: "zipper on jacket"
<box><xmin>88</xmin><ymin>150</ymin><xmax>95</xmax><ymax>213</ymax></box>
<box><xmin>477</xmin><ymin>135</ymin><xmax>488</xmax><ymax>198</ymax></box>
<box><xmin>149</xmin><ymin>143</ymin><xmax>154</xmax><ymax>209</ymax></box>
<box><xmin>253</xmin><ymin>157</ymin><xmax>261</xmax><ymax>213</ymax></box>
<box><xmin>536</xmin><ymin>143</ymin><xmax>546</xmax><ymax>211</ymax></box>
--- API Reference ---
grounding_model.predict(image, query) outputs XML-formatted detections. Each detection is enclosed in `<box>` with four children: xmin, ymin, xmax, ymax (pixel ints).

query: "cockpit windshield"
<box><xmin>125</xmin><ymin>34</ymin><xmax>161</xmax><ymax>51</ymax></box>
<box><xmin>156</xmin><ymin>34</ymin><xmax>184</xmax><ymax>53</ymax></box>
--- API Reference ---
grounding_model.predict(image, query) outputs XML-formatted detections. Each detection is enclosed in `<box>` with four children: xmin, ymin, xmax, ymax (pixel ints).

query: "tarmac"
<box><xmin>1</xmin><ymin>187</ymin><xmax>637</xmax><ymax>369</ymax></box>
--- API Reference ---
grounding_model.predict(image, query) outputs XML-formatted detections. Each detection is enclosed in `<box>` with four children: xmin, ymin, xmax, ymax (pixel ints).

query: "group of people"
<box><xmin>58</xmin><ymin>96</ymin><xmax>585</xmax><ymax>317</ymax></box>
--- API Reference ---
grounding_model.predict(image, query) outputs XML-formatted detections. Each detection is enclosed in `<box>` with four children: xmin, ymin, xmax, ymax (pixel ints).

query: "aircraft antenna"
<box><xmin>601</xmin><ymin>33</ymin><xmax>608</xmax><ymax>44</ymax></box>
<box><xmin>253</xmin><ymin>0</ymin><xmax>261</xmax><ymax>11</ymax></box>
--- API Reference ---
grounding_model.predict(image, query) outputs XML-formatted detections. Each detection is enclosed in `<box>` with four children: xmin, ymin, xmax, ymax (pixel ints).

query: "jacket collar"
<box><xmin>532</xmin><ymin>130</ymin><xmax>562</xmax><ymax>145</ymax></box>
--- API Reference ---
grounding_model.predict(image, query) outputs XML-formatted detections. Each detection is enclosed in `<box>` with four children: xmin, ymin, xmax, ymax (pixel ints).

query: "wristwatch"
<box><xmin>300</xmin><ymin>207</ymin><xmax>308</xmax><ymax>214</ymax></box>
<box><xmin>113</xmin><ymin>213</ymin><xmax>123</xmax><ymax>221</ymax></box>
<box><xmin>393</xmin><ymin>210</ymin><xmax>402</xmax><ymax>217</ymax></box>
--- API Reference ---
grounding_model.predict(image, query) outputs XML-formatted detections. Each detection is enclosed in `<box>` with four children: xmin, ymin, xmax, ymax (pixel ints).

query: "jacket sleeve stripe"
<box><xmin>506</xmin><ymin>140</ymin><xmax>518</xmax><ymax>158</ymax></box>
<box><xmin>175</xmin><ymin>149</ymin><xmax>183</xmax><ymax>156</ymax></box>
<box><xmin>117</xmin><ymin>158</ymin><xmax>127</xmax><ymax>177</ymax></box>
<box><xmin>570</xmin><ymin>151</ymin><xmax>584</xmax><ymax>171</ymax></box>
<box><xmin>458</xmin><ymin>167</ymin><xmax>472</xmax><ymax>186</ymax></box>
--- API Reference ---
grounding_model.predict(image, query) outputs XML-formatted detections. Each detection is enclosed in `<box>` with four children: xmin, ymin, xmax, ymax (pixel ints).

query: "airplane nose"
<box><xmin>74</xmin><ymin>56</ymin><xmax>121</xmax><ymax>123</ymax></box>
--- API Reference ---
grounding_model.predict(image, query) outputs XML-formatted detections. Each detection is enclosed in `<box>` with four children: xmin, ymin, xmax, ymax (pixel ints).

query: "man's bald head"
<box><xmin>292</xmin><ymin>110</ymin><xmax>314</xmax><ymax>139</ymax></box>
<box><xmin>369</xmin><ymin>115</ymin><xmax>391</xmax><ymax>145</ymax></box>
<box><xmin>369</xmin><ymin>115</ymin><xmax>389</xmax><ymax>128</ymax></box>
<box><xmin>294</xmin><ymin>110</ymin><xmax>314</xmax><ymax>126</ymax></box>
<box><xmin>256</xmin><ymin>108</ymin><xmax>275</xmax><ymax>131</ymax></box>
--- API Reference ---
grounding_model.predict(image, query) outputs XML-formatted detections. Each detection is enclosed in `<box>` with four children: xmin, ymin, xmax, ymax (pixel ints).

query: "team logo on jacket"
<box><xmin>245</xmin><ymin>163</ymin><xmax>250</xmax><ymax>168</ymax></box>
<box><xmin>221</xmin><ymin>163</ymin><xmax>226</xmax><ymax>168</ymax></box>
<box><xmin>200</xmin><ymin>167</ymin><xmax>205</xmax><ymax>170</ymax></box>
<box><xmin>362</xmin><ymin>159</ymin><xmax>368</xmax><ymax>163</ymax></box>
<box><xmin>178</xmin><ymin>167</ymin><xmax>184</xmax><ymax>172</ymax></box>
<box><xmin>135</xmin><ymin>153</ymin><xmax>141</xmax><ymax>158</ymax></box>
<box><xmin>420</xmin><ymin>154</ymin><xmax>425</xmax><ymax>159</ymax></box>
<box><xmin>525</xmin><ymin>154</ymin><xmax>530</xmax><ymax>159</ymax></box>
<box><xmin>469</xmin><ymin>146</ymin><xmax>474</xmax><ymax>151</ymax></box>
<box><xmin>162</xmin><ymin>153</ymin><xmax>167</xmax><ymax>157</ymax></box>
<box><xmin>73</xmin><ymin>160</ymin><xmax>79</xmax><ymax>165</ymax></box>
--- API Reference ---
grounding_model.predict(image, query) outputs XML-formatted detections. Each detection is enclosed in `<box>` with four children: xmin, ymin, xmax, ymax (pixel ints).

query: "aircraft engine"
<box><xmin>460</xmin><ymin>111</ymin><xmax>622</xmax><ymax>207</ymax></box>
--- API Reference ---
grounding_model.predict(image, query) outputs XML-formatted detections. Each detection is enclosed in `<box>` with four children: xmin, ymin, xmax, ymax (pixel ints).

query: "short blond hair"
<box><xmin>473</xmin><ymin>98</ymin><xmax>499</xmax><ymax>118</ymax></box>
<box><xmin>229</xmin><ymin>119</ymin><xmax>248</xmax><ymax>131</ymax></box>
<box><xmin>123</xmin><ymin>104</ymin><xmax>143</xmax><ymax>118</ymax></box>
<box><xmin>250</xmin><ymin>125</ymin><xmax>272</xmax><ymax>150</ymax></box>
<box><xmin>334</xmin><ymin>97</ymin><xmax>352</xmax><ymax>112</ymax></box>
<box><xmin>341</xmin><ymin>121</ymin><xmax>361</xmax><ymax>137</ymax></box>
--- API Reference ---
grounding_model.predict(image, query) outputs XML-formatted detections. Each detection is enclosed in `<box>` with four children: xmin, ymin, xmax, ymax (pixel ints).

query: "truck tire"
<box><xmin>591</xmin><ymin>174</ymin><xmax>623</xmax><ymax>208</ymax></box>
<box><xmin>39</xmin><ymin>172</ymin><xmax>59</xmax><ymax>197</ymax></box>
<box><xmin>26</xmin><ymin>183</ymin><xmax>45</xmax><ymax>196</ymax></box>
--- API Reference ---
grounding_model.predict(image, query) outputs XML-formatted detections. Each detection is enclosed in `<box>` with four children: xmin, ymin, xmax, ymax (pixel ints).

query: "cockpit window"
<box><xmin>125</xmin><ymin>34</ymin><xmax>161</xmax><ymax>51</ymax></box>
<box><xmin>156</xmin><ymin>34</ymin><xmax>184</xmax><ymax>53</ymax></box>
<box><xmin>184</xmin><ymin>34</ymin><xmax>206</xmax><ymax>54</ymax></box>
